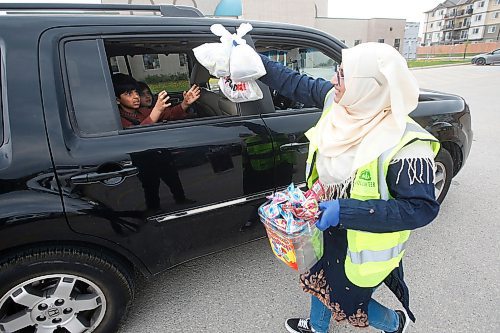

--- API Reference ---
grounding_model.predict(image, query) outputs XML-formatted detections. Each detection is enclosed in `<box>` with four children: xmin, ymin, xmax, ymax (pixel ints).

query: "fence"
<box><xmin>417</xmin><ymin>42</ymin><xmax>500</xmax><ymax>58</ymax></box>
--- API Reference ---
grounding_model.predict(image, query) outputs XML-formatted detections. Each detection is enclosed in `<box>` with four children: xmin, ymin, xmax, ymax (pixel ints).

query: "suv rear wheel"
<box><xmin>0</xmin><ymin>247</ymin><xmax>134</xmax><ymax>333</ymax></box>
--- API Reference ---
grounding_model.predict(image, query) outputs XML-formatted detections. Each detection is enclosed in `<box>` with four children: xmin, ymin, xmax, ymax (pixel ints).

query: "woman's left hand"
<box><xmin>316</xmin><ymin>200</ymin><xmax>340</xmax><ymax>231</ymax></box>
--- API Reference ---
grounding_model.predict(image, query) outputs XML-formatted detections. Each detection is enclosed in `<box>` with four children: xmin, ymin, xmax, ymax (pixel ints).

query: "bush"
<box><xmin>144</xmin><ymin>73</ymin><xmax>188</xmax><ymax>84</ymax></box>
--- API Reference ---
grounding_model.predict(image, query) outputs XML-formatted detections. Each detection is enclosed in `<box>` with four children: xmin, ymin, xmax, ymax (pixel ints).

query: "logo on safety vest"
<box><xmin>359</xmin><ymin>170</ymin><xmax>372</xmax><ymax>181</ymax></box>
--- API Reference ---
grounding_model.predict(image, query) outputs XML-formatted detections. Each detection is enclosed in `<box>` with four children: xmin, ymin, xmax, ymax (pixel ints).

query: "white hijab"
<box><xmin>315</xmin><ymin>42</ymin><xmax>420</xmax><ymax>185</ymax></box>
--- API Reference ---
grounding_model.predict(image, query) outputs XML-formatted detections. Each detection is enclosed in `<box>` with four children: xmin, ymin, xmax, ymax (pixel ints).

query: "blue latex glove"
<box><xmin>316</xmin><ymin>200</ymin><xmax>340</xmax><ymax>231</ymax></box>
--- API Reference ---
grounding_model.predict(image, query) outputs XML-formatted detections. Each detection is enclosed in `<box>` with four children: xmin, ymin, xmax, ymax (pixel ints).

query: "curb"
<box><xmin>410</xmin><ymin>63</ymin><xmax>471</xmax><ymax>70</ymax></box>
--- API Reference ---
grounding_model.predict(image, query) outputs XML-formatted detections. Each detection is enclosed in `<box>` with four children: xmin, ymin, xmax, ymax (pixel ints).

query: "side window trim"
<box><xmin>60</xmin><ymin>36</ymin><xmax>121</xmax><ymax>137</ymax></box>
<box><xmin>97</xmin><ymin>38</ymin><xmax>123</xmax><ymax>130</ymax></box>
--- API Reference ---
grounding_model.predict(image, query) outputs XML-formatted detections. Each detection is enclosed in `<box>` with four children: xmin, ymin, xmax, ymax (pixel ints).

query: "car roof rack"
<box><xmin>0</xmin><ymin>3</ymin><xmax>203</xmax><ymax>18</ymax></box>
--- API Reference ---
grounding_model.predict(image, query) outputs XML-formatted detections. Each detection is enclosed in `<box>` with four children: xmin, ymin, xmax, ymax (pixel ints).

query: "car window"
<box><xmin>64</xmin><ymin>39</ymin><xmax>121</xmax><ymax>136</ymax></box>
<box><xmin>256</xmin><ymin>42</ymin><xmax>339</xmax><ymax>111</ymax></box>
<box><xmin>104</xmin><ymin>38</ymin><xmax>240</xmax><ymax>130</ymax></box>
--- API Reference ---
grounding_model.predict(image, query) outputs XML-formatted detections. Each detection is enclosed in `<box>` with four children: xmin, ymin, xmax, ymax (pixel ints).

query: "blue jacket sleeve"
<box><xmin>337</xmin><ymin>159</ymin><xmax>440</xmax><ymax>233</ymax></box>
<box><xmin>258</xmin><ymin>54</ymin><xmax>334</xmax><ymax>108</ymax></box>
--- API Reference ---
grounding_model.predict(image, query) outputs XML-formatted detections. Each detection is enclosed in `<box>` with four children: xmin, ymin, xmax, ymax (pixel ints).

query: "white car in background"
<box><xmin>471</xmin><ymin>49</ymin><xmax>500</xmax><ymax>65</ymax></box>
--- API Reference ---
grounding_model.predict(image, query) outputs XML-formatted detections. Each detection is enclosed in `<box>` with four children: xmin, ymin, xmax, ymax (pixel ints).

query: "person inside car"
<box><xmin>112</xmin><ymin>73</ymin><xmax>201</xmax><ymax>129</ymax></box>
<box><xmin>258</xmin><ymin>43</ymin><xmax>440</xmax><ymax>333</ymax></box>
<box><xmin>137</xmin><ymin>80</ymin><xmax>156</xmax><ymax>109</ymax></box>
<box><xmin>112</xmin><ymin>74</ymin><xmax>196</xmax><ymax>210</ymax></box>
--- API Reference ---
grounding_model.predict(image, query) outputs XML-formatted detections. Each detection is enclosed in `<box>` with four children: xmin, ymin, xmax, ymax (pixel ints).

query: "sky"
<box><xmin>328</xmin><ymin>0</ymin><xmax>442</xmax><ymax>23</ymax></box>
<box><xmin>0</xmin><ymin>0</ymin><xmax>445</xmax><ymax>27</ymax></box>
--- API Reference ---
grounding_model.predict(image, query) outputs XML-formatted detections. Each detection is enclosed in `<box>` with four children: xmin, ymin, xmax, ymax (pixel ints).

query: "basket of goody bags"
<box><xmin>258</xmin><ymin>183</ymin><xmax>324</xmax><ymax>272</ymax></box>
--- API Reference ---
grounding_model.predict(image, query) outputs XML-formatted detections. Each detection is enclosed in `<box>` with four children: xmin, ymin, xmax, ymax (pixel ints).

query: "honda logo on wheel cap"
<box><xmin>48</xmin><ymin>308</ymin><xmax>60</xmax><ymax>317</ymax></box>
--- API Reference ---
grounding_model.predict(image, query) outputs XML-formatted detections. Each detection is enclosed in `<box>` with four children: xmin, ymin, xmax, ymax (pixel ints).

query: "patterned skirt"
<box><xmin>299</xmin><ymin>227</ymin><xmax>373</xmax><ymax>328</ymax></box>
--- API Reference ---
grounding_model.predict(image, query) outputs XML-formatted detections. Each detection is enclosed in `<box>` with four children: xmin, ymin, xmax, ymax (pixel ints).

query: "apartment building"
<box><xmin>423</xmin><ymin>0</ymin><xmax>500</xmax><ymax>45</ymax></box>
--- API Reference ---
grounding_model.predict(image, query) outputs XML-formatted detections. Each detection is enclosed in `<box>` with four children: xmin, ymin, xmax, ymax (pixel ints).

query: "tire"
<box><xmin>434</xmin><ymin>149</ymin><xmax>453</xmax><ymax>204</ymax></box>
<box><xmin>0</xmin><ymin>247</ymin><xmax>134</xmax><ymax>333</ymax></box>
<box><xmin>475</xmin><ymin>57</ymin><xmax>486</xmax><ymax>65</ymax></box>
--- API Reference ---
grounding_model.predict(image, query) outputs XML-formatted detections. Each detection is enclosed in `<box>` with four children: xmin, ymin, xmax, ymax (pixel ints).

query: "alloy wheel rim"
<box><xmin>434</xmin><ymin>161</ymin><xmax>446</xmax><ymax>200</ymax></box>
<box><xmin>0</xmin><ymin>274</ymin><xmax>106</xmax><ymax>333</ymax></box>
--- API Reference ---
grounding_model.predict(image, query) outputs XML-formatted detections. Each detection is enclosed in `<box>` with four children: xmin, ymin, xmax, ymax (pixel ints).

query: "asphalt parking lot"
<box><xmin>120</xmin><ymin>64</ymin><xmax>500</xmax><ymax>333</ymax></box>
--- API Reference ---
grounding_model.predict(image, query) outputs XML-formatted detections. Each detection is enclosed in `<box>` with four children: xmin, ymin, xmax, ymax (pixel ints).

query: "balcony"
<box><xmin>455</xmin><ymin>21</ymin><xmax>470</xmax><ymax>29</ymax></box>
<box><xmin>443</xmin><ymin>23</ymin><xmax>455</xmax><ymax>31</ymax></box>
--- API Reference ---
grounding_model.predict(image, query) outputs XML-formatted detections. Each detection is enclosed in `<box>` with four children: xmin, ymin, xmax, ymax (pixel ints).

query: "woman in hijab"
<box><xmin>258</xmin><ymin>43</ymin><xmax>440</xmax><ymax>333</ymax></box>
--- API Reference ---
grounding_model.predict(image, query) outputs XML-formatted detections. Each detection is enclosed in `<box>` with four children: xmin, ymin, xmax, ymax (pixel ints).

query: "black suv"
<box><xmin>0</xmin><ymin>4</ymin><xmax>472</xmax><ymax>333</ymax></box>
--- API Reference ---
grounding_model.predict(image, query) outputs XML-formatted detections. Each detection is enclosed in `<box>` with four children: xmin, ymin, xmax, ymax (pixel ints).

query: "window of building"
<box><xmin>394</xmin><ymin>38</ymin><xmax>400</xmax><ymax>50</ymax></box>
<box><xmin>488</xmin><ymin>25</ymin><xmax>497</xmax><ymax>33</ymax></box>
<box><xmin>426</xmin><ymin>33</ymin><xmax>431</xmax><ymax>40</ymax></box>
<box><xmin>475</xmin><ymin>14</ymin><xmax>482</xmax><ymax>21</ymax></box>
<box><xmin>109</xmin><ymin>57</ymin><xmax>120</xmax><ymax>73</ymax></box>
<box><xmin>438</xmin><ymin>21</ymin><xmax>442</xmax><ymax>27</ymax></box>
<box><xmin>354</xmin><ymin>39</ymin><xmax>361</xmax><ymax>46</ymax></box>
<box><xmin>378</xmin><ymin>38</ymin><xmax>384</xmax><ymax>43</ymax></box>
<box><xmin>143</xmin><ymin>54</ymin><xmax>161</xmax><ymax>70</ymax></box>
<box><xmin>496</xmin><ymin>0</ymin><xmax>500</xmax><ymax>5</ymax></box>
<box><xmin>431</xmin><ymin>23</ymin><xmax>434</xmax><ymax>28</ymax></box>
<box><xmin>494</xmin><ymin>12</ymin><xmax>500</xmax><ymax>18</ymax></box>
<box><xmin>473</xmin><ymin>28</ymin><xmax>480</xmax><ymax>34</ymax></box>
<box><xmin>478</xmin><ymin>1</ymin><xmax>485</xmax><ymax>8</ymax></box>
<box><xmin>460</xmin><ymin>30</ymin><xmax>468</xmax><ymax>39</ymax></box>
<box><xmin>433</xmin><ymin>32</ymin><xmax>440</xmax><ymax>39</ymax></box>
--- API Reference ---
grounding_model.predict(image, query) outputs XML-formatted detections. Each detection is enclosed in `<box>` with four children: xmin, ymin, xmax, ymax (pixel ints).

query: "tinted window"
<box><xmin>257</xmin><ymin>42</ymin><xmax>338</xmax><ymax>111</ymax></box>
<box><xmin>65</xmin><ymin>40</ymin><xmax>119</xmax><ymax>135</ymax></box>
<box><xmin>103</xmin><ymin>38</ymin><xmax>239</xmax><ymax>129</ymax></box>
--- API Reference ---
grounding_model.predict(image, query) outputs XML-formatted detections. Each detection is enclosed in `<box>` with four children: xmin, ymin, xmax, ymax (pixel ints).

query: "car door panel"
<box><xmin>39</xmin><ymin>27</ymin><xmax>274</xmax><ymax>273</ymax></box>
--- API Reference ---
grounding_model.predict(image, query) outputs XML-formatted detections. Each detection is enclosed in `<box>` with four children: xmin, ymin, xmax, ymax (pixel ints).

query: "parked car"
<box><xmin>0</xmin><ymin>3</ymin><xmax>472</xmax><ymax>333</ymax></box>
<box><xmin>471</xmin><ymin>48</ymin><xmax>500</xmax><ymax>65</ymax></box>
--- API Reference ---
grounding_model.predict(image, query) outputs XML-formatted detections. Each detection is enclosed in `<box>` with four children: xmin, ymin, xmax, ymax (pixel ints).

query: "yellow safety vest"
<box><xmin>305</xmin><ymin>91</ymin><xmax>440</xmax><ymax>287</ymax></box>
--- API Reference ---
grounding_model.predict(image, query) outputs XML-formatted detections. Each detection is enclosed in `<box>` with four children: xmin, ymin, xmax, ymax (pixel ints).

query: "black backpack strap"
<box><xmin>120</xmin><ymin>112</ymin><xmax>141</xmax><ymax>126</ymax></box>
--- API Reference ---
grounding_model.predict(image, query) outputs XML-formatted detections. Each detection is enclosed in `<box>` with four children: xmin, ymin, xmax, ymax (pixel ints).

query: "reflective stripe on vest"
<box><xmin>347</xmin><ymin>240</ymin><xmax>408</xmax><ymax>264</ymax></box>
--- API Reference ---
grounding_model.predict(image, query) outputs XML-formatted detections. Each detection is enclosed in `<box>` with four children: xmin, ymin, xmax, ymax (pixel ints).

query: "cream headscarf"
<box><xmin>315</xmin><ymin>42</ymin><xmax>420</xmax><ymax>186</ymax></box>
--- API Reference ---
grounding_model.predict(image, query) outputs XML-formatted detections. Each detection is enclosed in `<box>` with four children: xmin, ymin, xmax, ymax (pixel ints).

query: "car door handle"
<box><xmin>70</xmin><ymin>166</ymin><xmax>138</xmax><ymax>185</ymax></box>
<box><xmin>279</xmin><ymin>142</ymin><xmax>309</xmax><ymax>153</ymax></box>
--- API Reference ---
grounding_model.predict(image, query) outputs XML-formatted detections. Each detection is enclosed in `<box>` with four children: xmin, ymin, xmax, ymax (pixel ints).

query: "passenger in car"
<box><xmin>258</xmin><ymin>43</ymin><xmax>440</xmax><ymax>333</ymax></box>
<box><xmin>137</xmin><ymin>81</ymin><xmax>156</xmax><ymax>109</ymax></box>
<box><xmin>112</xmin><ymin>73</ymin><xmax>201</xmax><ymax>129</ymax></box>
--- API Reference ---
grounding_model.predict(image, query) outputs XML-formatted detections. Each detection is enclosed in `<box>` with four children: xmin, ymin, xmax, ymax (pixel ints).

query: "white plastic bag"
<box><xmin>218</xmin><ymin>76</ymin><xmax>263</xmax><ymax>103</ymax></box>
<box><xmin>193</xmin><ymin>23</ymin><xmax>266</xmax><ymax>82</ymax></box>
<box><xmin>229</xmin><ymin>23</ymin><xmax>266</xmax><ymax>82</ymax></box>
<box><xmin>192</xmin><ymin>43</ymin><xmax>231</xmax><ymax>78</ymax></box>
<box><xmin>192</xmin><ymin>24</ymin><xmax>233</xmax><ymax>77</ymax></box>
